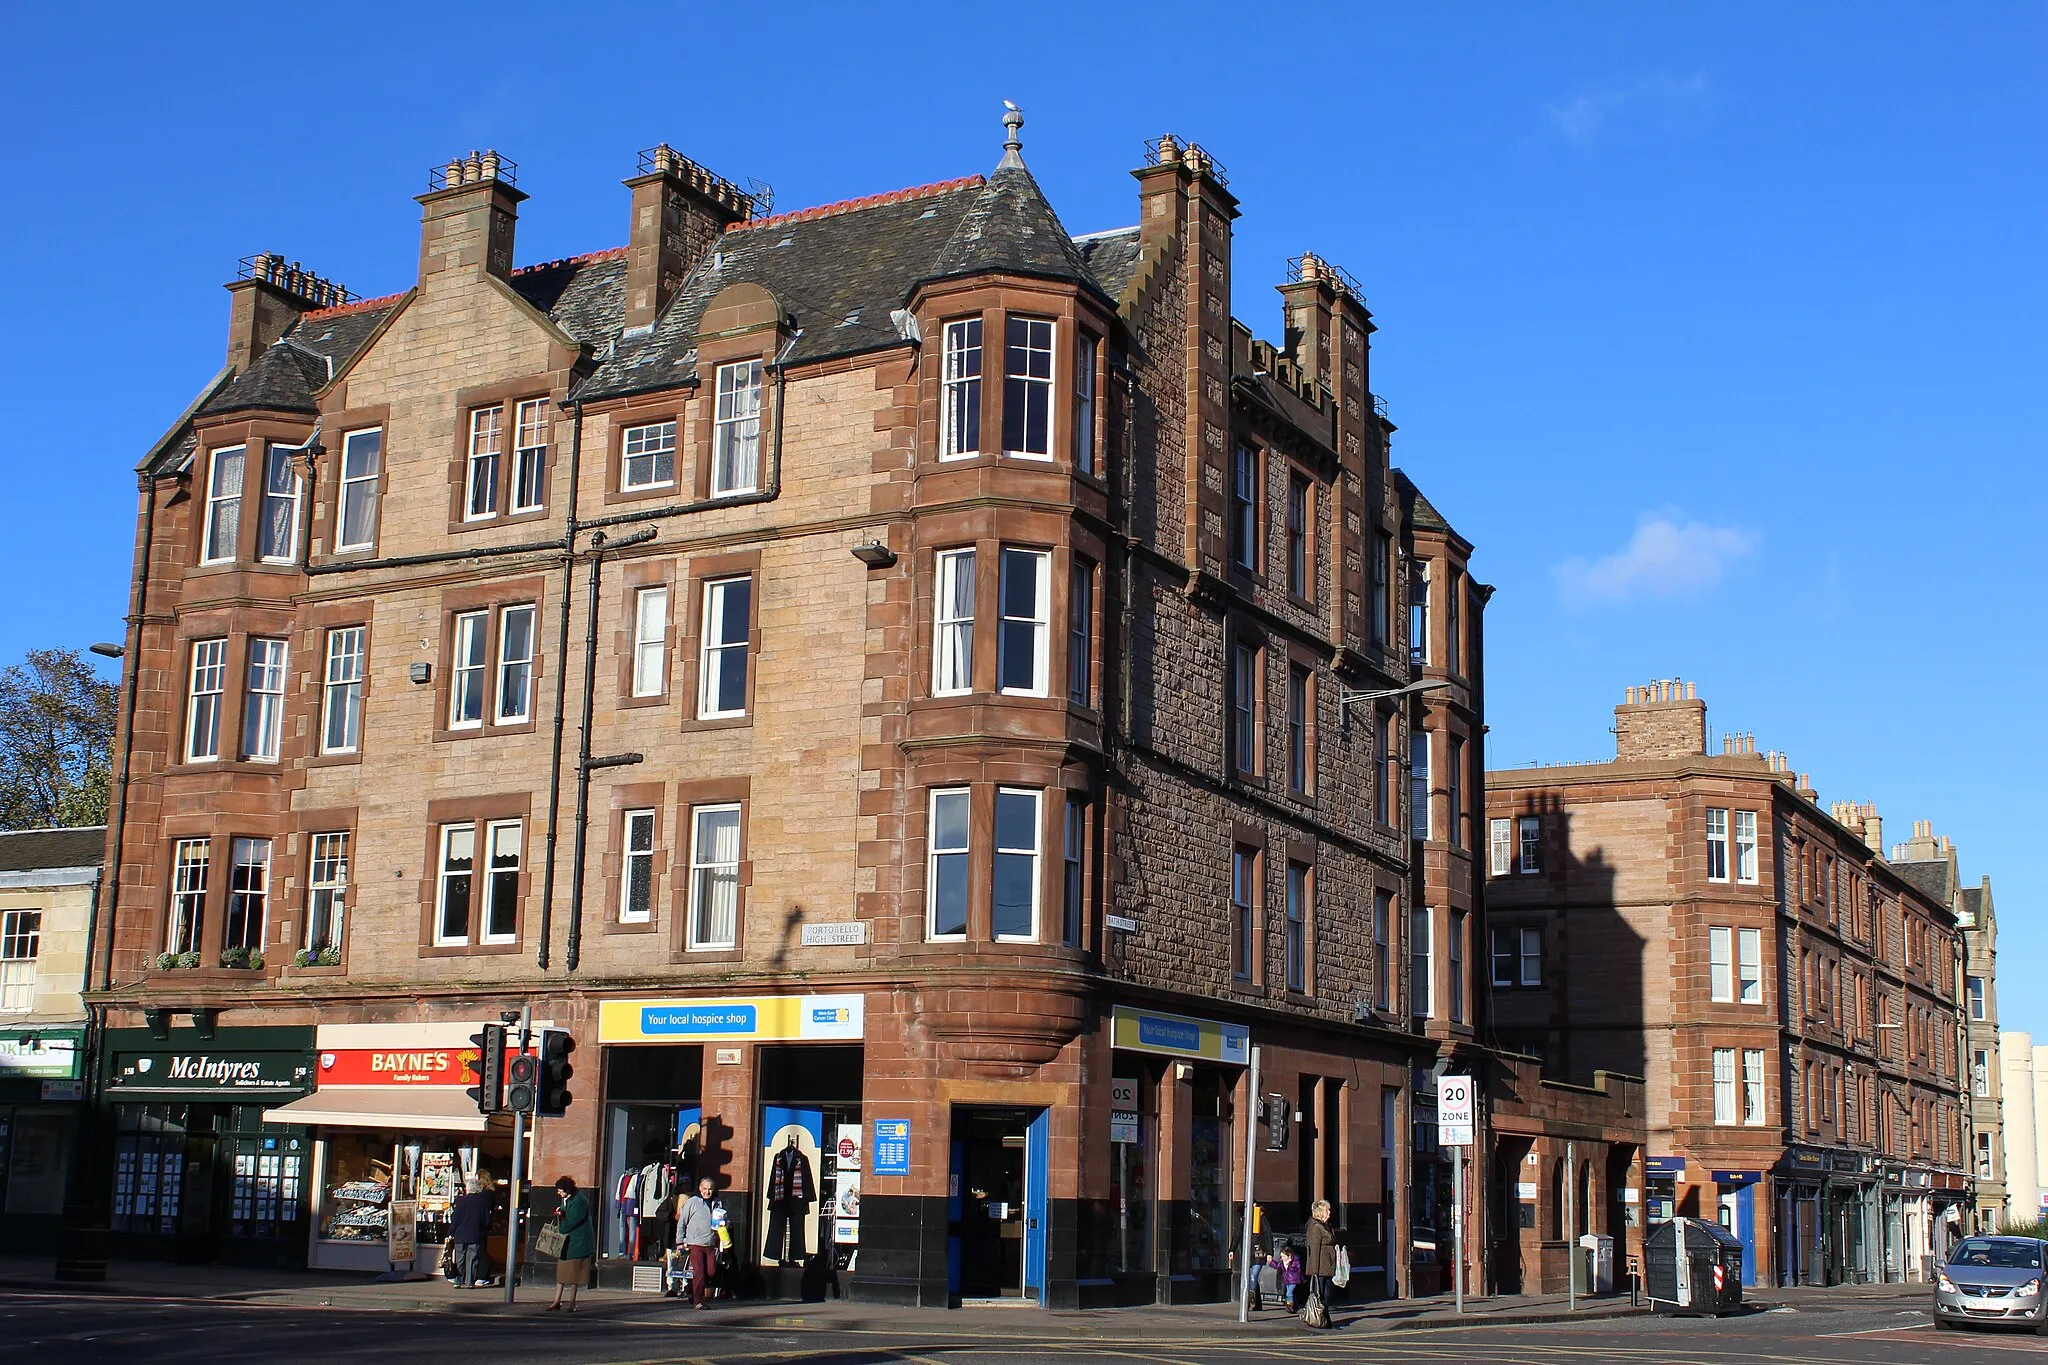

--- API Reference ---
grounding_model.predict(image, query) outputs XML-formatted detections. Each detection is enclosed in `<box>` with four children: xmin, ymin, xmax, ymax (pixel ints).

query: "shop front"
<box><xmin>1709</xmin><ymin>1170</ymin><xmax>1762</xmax><ymax>1286</ymax></box>
<box><xmin>1774</xmin><ymin>1147</ymin><xmax>1826</xmax><ymax>1286</ymax></box>
<box><xmin>101</xmin><ymin>1024</ymin><xmax>315</xmax><ymax>1267</ymax></box>
<box><xmin>596</xmin><ymin>993</ymin><xmax>864</xmax><ymax>1297</ymax></box>
<box><xmin>0</xmin><ymin>1026</ymin><xmax>86</xmax><ymax>1251</ymax></box>
<box><xmin>1101</xmin><ymin>1006</ymin><xmax>1247</xmax><ymax>1307</ymax></box>
<box><xmin>262</xmin><ymin>1023</ymin><xmax>525</xmax><ymax>1274</ymax></box>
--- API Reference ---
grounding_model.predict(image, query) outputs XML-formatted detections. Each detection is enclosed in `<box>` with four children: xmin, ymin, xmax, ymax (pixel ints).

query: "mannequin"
<box><xmin>763</xmin><ymin>1130</ymin><xmax>816</xmax><ymax>1265</ymax></box>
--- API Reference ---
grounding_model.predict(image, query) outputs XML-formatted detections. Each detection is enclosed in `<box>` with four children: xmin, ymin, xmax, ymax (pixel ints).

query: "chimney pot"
<box><xmin>481</xmin><ymin>150</ymin><xmax>501</xmax><ymax>181</ymax></box>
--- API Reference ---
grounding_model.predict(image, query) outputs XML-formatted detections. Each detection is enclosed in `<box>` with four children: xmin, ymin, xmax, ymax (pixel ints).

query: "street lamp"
<box><xmin>88</xmin><ymin>643</ymin><xmax>124</xmax><ymax>659</ymax></box>
<box><xmin>1338</xmin><ymin>676</ymin><xmax>1452</xmax><ymax>715</ymax></box>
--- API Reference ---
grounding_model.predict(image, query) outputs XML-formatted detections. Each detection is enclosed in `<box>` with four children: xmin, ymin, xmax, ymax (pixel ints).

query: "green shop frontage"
<box><xmin>99</xmin><ymin>1024</ymin><xmax>317</xmax><ymax>1267</ymax></box>
<box><xmin>0</xmin><ymin>1025</ymin><xmax>88</xmax><ymax>1252</ymax></box>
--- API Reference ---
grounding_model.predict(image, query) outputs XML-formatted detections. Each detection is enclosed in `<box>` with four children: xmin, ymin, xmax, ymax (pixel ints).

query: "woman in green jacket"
<box><xmin>546</xmin><ymin>1176</ymin><xmax>597</xmax><ymax>1312</ymax></box>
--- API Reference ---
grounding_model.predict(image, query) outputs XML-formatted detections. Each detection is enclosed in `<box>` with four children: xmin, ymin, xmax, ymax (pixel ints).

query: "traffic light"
<box><xmin>465</xmin><ymin>1023</ymin><xmax>506</xmax><ymax>1115</ymax></box>
<box><xmin>536</xmin><ymin>1027</ymin><xmax>575</xmax><ymax>1118</ymax></box>
<box><xmin>505</xmin><ymin>1049</ymin><xmax>540</xmax><ymax>1115</ymax></box>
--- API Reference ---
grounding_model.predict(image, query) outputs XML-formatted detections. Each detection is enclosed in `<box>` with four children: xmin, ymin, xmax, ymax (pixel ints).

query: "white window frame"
<box><xmin>1734</xmin><ymin>809</ymin><xmax>1759</xmax><ymax>883</ymax></box>
<box><xmin>991</xmin><ymin>787</ymin><xmax>1042</xmax><ymax>942</ymax></box>
<box><xmin>1742</xmin><ymin>1049</ymin><xmax>1766</xmax><ymax>1126</ymax></box>
<box><xmin>479</xmin><ymin>819</ymin><xmax>522</xmax><ymax>945</ymax></box>
<box><xmin>1518</xmin><ymin>815</ymin><xmax>1541</xmax><ymax>873</ymax></box>
<box><xmin>1709</xmin><ymin>926</ymin><xmax>1734</xmax><ymax>1003</ymax></box>
<box><xmin>631</xmin><ymin>587</ymin><xmax>669</xmax><ymax>699</ymax></box>
<box><xmin>620</xmin><ymin>420</ymin><xmax>677</xmax><ymax>491</ymax></box>
<box><xmin>201</xmin><ymin>444</ymin><xmax>246</xmax><ymax>564</ymax></box>
<box><xmin>1409</xmin><ymin>559</ymin><xmax>1430</xmax><ymax>666</ymax></box>
<box><xmin>224</xmin><ymin>836</ymin><xmax>271</xmax><ymax>952</ymax></box>
<box><xmin>0</xmin><ymin>910</ymin><xmax>41</xmax><ymax>1012</ymax></box>
<box><xmin>1410</xmin><ymin>905</ymin><xmax>1434</xmax><ymax>1020</ymax></box>
<box><xmin>1074</xmin><ymin>334</ymin><xmax>1097</xmax><ymax>474</ymax></box>
<box><xmin>932</xmin><ymin>549</ymin><xmax>976</xmax><ymax>696</ymax></box>
<box><xmin>1967</xmin><ymin>975</ymin><xmax>1986</xmax><ymax>1022</ymax></box>
<box><xmin>305</xmin><ymin>831</ymin><xmax>349</xmax><ymax>954</ymax></box>
<box><xmin>449</xmin><ymin>611</ymin><xmax>488</xmax><ymax>729</ymax></box>
<box><xmin>996</xmin><ymin>548</ymin><xmax>1051</xmax><ymax>697</ymax></box>
<box><xmin>321</xmin><ymin>627</ymin><xmax>364</xmax><ymax>755</ymax></box>
<box><xmin>336</xmin><ymin>427</ymin><xmax>383</xmax><ymax>553</ymax></box>
<box><xmin>926</xmin><ymin>787</ymin><xmax>971</xmax><ymax>940</ymax></box>
<box><xmin>620</xmin><ymin>808</ymin><xmax>658</xmax><ymax>925</ymax></box>
<box><xmin>1519</xmin><ymin>926</ymin><xmax>1542</xmax><ymax>986</ymax></box>
<box><xmin>257</xmin><ymin>441</ymin><xmax>301</xmax><ymax>563</ymax></box>
<box><xmin>434</xmin><ymin>823</ymin><xmax>478</xmax><ymax>946</ymax></box>
<box><xmin>711</xmin><ymin>360</ymin><xmax>762</xmax><ymax>495</ymax></box>
<box><xmin>1489</xmin><ymin>818</ymin><xmax>1512</xmax><ymax>877</ymax></box>
<box><xmin>687</xmin><ymin>805</ymin><xmax>742</xmax><ymax>951</ymax></box>
<box><xmin>1973</xmin><ymin>1048</ymin><xmax>1990</xmax><ymax>1098</ymax></box>
<box><xmin>940</xmin><ymin>318</ymin><xmax>982</xmax><ymax>460</ymax></box>
<box><xmin>185</xmin><ymin>638</ymin><xmax>228</xmax><ymax>762</ymax></box>
<box><xmin>698</xmin><ymin>577</ymin><xmax>752</xmax><ymax>719</ymax></box>
<box><xmin>241</xmin><ymin>638</ymin><xmax>288</xmax><ymax>762</ymax></box>
<box><xmin>168</xmin><ymin>839</ymin><xmax>209</xmax><ymax>956</ymax></box>
<box><xmin>1738</xmin><ymin>927</ymin><xmax>1763</xmax><ymax>1005</ymax></box>
<box><xmin>1706</xmin><ymin>807</ymin><xmax>1729</xmax><ymax>882</ymax></box>
<box><xmin>1410</xmin><ymin>727</ymin><xmax>1431</xmax><ymax>841</ymax></box>
<box><xmin>511</xmin><ymin>398</ymin><xmax>549</xmax><ymax>513</ymax></box>
<box><xmin>1002</xmin><ymin>316</ymin><xmax>1055</xmax><ymax>459</ymax></box>
<box><xmin>465</xmin><ymin>403</ymin><xmax>504</xmax><ymax>521</ymax></box>
<box><xmin>1712</xmin><ymin>1047</ymin><xmax>1738</xmax><ymax>1125</ymax></box>
<box><xmin>494</xmin><ymin>604</ymin><xmax>536</xmax><ymax>724</ymax></box>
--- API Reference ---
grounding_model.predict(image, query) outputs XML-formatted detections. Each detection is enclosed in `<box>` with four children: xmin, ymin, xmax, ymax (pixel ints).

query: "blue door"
<box><xmin>1718</xmin><ymin>1184</ymin><xmax>1758</xmax><ymax>1286</ymax></box>
<box><xmin>1024</xmin><ymin>1109</ymin><xmax>1049</xmax><ymax>1305</ymax></box>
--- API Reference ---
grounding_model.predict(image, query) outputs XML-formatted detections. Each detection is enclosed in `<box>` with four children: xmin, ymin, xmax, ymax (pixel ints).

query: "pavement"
<box><xmin>0</xmin><ymin>1253</ymin><xmax>1936</xmax><ymax>1338</ymax></box>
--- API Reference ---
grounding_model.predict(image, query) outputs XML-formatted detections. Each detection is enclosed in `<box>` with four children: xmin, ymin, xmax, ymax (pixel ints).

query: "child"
<box><xmin>1269</xmin><ymin>1244</ymin><xmax>1305</xmax><ymax>1312</ymax></box>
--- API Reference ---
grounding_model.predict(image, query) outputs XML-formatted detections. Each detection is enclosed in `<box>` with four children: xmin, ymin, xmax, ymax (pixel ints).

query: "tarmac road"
<box><xmin>0</xmin><ymin>1290</ymin><xmax>2040</xmax><ymax>1365</ymax></box>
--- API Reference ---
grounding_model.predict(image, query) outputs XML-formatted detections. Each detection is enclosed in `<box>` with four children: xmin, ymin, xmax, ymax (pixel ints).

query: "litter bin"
<box><xmin>1578</xmin><ymin>1233</ymin><xmax>1614</xmax><ymax>1294</ymax></box>
<box><xmin>1644</xmin><ymin>1218</ymin><xmax>1744</xmax><ymax>1315</ymax></box>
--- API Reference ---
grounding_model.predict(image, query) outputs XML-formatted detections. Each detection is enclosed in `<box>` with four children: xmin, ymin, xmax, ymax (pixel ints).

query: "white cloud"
<box><xmin>1555</xmin><ymin>511</ymin><xmax>1759</xmax><ymax>606</ymax></box>
<box><xmin>1545</xmin><ymin>72</ymin><xmax>1709</xmax><ymax>142</ymax></box>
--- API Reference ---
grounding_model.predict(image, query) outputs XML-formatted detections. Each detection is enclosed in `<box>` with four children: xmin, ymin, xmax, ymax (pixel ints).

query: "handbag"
<box><xmin>535</xmin><ymin>1222</ymin><xmax>567</xmax><ymax>1258</ymax></box>
<box><xmin>1300</xmin><ymin>1290</ymin><xmax>1329</xmax><ymax>1329</ymax></box>
<box><xmin>1332</xmin><ymin>1245</ymin><xmax>1352</xmax><ymax>1289</ymax></box>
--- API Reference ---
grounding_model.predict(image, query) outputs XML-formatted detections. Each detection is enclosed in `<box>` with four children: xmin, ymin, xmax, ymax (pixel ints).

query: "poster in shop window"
<box><xmin>833</xmin><ymin>1123</ymin><xmax>861</xmax><ymax>1245</ymax></box>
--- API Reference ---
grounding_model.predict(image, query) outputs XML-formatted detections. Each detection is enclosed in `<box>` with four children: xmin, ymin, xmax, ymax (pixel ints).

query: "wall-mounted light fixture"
<box><xmin>850</xmin><ymin>539</ymin><xmax>897</xmax><ymax>569</ymax></box>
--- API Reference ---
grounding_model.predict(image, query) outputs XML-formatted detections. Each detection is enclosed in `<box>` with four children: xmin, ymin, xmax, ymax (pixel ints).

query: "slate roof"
<box><xmin>161</xmin><ymin>151</ymin><xmax>1146</xmax><ymax>445</ymax></box>
<box><xmin>1392</xmin><ymin>468</ymin><xmax>1454</xmax><ymax>536</ymax></box>
<box><xmin>1960</xmin><ymin>886</ymin><xmax>1983</xmax><ymax>919</ymax></box>
<box><xmin>0</xmin><ymin>826</ymin><xmax>105</xmax><ymax>874</ymax></box>
<box><xmin>1891</xmin><ymin>859</ymin><xmax>1952</xmax><ymax>905</ymax></box>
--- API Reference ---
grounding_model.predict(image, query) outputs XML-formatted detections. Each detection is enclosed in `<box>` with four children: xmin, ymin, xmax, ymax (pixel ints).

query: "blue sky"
<box><xmin>2</xmin><ymin>4</ymin><xmax>2041</xmax><ymax>1030</ymax></box>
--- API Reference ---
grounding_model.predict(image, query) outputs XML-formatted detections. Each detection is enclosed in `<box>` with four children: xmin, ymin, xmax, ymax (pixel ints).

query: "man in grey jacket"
<box><xmin>676</xmin><ymin>1177</ymin><xmax>724</xmax><ymax>1309</ymax></box>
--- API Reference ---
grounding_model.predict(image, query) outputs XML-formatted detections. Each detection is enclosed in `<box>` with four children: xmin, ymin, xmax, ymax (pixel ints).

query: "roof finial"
<box><xmin>999</xmin><ymin>100</ymin><xmax>1025</xmax><ymax>169</ymax></box>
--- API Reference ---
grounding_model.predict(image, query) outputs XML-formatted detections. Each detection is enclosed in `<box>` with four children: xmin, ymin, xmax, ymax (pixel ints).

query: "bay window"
<box><xmin>927</xmin><ymin>788</ymin><xmax>971</xmax><ymax>938</ymax></box>
<box><xmin>992</xmin><ymin>788</ymin><xmax>1041</xmax><ymax>940</ymax></box>
<box><xmin>996</xmin><ymin>549</ymin><xmax>1050</xmax><ymax>696</ymax></box>
<box><xmin>933</xmin><ymin>549</ymin><xmax>975</xmax><ymax>695</ymax></box>
<box><xmin>258</xmin><ymin>442</ymin><xmax>300</xmax><ymax>562</ymax></box>
<box><xmin>940</xmin><ymin>319</ymin><xmax>982</xmax><ymax>459</ymax></box>
<box><xmin>1002</xmin><ymin>317</ymin><xmax>1054</xmax><ymax>458</ymax></box>
<box><xmin>202</xmin><ymin>445</ymin><xmax>244</xmax><ymax>564</ymax></box>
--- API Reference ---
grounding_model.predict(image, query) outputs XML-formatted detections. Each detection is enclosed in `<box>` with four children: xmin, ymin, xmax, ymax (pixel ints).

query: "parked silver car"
<box><xmin>1934</xmin><ymin>1236</ymin><xmax>2047</xmax><ymax>1333</ymax></box>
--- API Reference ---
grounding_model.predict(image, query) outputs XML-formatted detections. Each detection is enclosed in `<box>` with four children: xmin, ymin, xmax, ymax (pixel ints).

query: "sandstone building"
<box><xmin>1486</xmin><ymin>683</ymin><xmax>1972</xmax><ymax>1288</ymax></box>
<box><xmin>90</xmin><ymin>120</ymin><xmax>1502</xmax><ymax>1305</ymax></box>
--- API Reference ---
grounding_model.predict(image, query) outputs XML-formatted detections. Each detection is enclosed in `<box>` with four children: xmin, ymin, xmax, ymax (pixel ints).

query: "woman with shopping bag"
<box><xmin>1301</xmin><ymin>1199</ymin><xmax>1338</xmax><ymax>1328</ymax></box>
<box><xmin>543</xmin><ymin>1176</ymin><xmax>596</xmax><ymax>1313</ymax></box>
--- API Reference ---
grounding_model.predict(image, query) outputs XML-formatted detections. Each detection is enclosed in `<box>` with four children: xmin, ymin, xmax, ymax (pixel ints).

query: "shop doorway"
<box><xmin>1716</xmin><ymin>1183</ymin><xmax>1757</xmax><ymax>1286</ymax></box>
<box><xmin>949</xmin><ymin>1107</ymin><xmax>1047</xmax><ymax>1304</ymax></box>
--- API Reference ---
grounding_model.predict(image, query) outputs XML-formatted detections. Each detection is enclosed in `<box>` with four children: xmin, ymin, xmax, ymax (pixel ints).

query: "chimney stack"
<box><xmin>223</xmin><ymin>253</ymin><xmax>351</xmax><ymax>371</ymax></box>
<box><xmin>622</xmin><ymin>145</ymin><xmax>754</xmax><ymax>332</ymax></box>
<box><xmin>1614</xmin><ymin>677</ymin><xmax>1708</xmax><ymax>761</ymax></box>
<box><xmin>417</xmin><ymin>150</ymin><xmax>525</xmax><ymax>287</ymax></box>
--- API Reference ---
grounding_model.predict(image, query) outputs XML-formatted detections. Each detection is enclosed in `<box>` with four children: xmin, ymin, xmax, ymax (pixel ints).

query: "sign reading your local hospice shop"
<box><xmin>599</xmin><ymin>994</ymin><xmax>865</xmax><ymax>1044</ymax></box>
<box><xmin>1110</xmin><ymin>1006</ymin><xmax>1249</xmax><ymax>1065</ymax></box>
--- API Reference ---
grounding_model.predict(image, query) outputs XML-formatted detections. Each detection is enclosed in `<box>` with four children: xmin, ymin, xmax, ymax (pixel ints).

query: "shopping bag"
<box><xmin>1300</xmin><ymin>1290</ymin><xmax>1330</xmax><ymax>1328</ymax></box>
<box><xmin>535</xmin><ymin>1223</ymin><xmax>567</xmax><ymax>1258</ymax></box>
<box><xmin>1332</xmin><ymin>1245</ymin><xmax>1351</xmax><ymax>1289</ymax></box>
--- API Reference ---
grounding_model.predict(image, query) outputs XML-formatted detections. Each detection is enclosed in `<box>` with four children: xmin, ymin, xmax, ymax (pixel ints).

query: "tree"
<box><xmin>0</xmin><ymin>647</ymin><xmax>118</xmax><ymax>830</ymax></box>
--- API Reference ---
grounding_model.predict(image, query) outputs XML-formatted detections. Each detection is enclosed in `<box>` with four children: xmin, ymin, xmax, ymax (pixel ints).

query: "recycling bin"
<box><xmin>1645</xmin><ymin>1217</ymin><xmax>1744</xmax><ymax>1314</ymax></box>
<box><xmin>1579</xmin><ymin>1233</ymin><xmax>1615</xmax><ymax>1294</ymax></box>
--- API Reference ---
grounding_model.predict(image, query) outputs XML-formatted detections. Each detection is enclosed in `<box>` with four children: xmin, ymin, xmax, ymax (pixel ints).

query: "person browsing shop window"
<box><xmin>448</xmin><ymin>1176</ymin><xmax>495</xmax><ymax>1288</ymax></box>
<box><xmin>546</xmin><ymin>1176</ymin><xmax>596</xmax><ymax>1313</ymax></box>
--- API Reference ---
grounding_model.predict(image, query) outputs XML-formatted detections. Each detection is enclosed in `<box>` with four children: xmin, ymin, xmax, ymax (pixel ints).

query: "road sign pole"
<box><xmin>1238</xmin><ymin>1044</ymin><xmax>1260</xmax><ymax>1323</ymax></box>
<box><xmin>503</xmin><ymin>1005</ymin><xmax>531</xmax><ymax>1305</ymax></box>
<box><xmin>1453</xmin><ymin>1141</ymin><xmax>1464</xmax><ymax>1314</ymax></box>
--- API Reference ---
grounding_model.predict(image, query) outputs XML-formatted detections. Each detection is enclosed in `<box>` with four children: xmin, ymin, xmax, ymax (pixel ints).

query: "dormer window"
<box><xmin>940</xmin><ymin>319</ymin><xmax>982</xmax><ymax>459</ymax></box>
<box><xmin>201</xmin><ymin>445</ymin><xmax>245</xmax><ymax>564</ymax></box>
<box><xmin>712</xmin><ymin>361</ymin><xmax>762</xmax><ymax>495</ymax></box>
<box><xmin>1003</xmin><ymin>317</ymin><xmax>1054</xmax><ymax>459</ymax></box>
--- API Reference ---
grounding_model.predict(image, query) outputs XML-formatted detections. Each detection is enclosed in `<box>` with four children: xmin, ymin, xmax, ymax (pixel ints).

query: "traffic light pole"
<box><xmin>1237</xmin><ymin>1044</ymin><xmax>1260</xmax><ymax>1323</ymax></box>
<box><xmin>504</xmin><ymin>1005</ymin><xmax>531</xmax><ymax>1306</ymax></box>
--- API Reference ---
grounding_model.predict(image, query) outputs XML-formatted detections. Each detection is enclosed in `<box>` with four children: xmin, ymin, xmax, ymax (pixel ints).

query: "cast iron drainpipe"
<box><xmin>562</xmin><ymin>525</ymin><xmax>657</xmax><ymax>972</ymax></box>
<box><xmin>535</xmin><ymin>398</ymin><xmax>585</xmax><ymax>970</ymax></box>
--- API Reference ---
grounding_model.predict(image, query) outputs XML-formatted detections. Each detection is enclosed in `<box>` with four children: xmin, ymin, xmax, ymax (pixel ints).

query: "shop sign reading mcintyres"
<box><xmin>1109</xmin><ymin>1006</ymin><xmax>1249</xmax><ymax>1065</ymax></box>
<box><xmin>599</xmin><ymin>994</ymin><xmax>864</xmax><ymax>1044</ymax></box>
<box><xmin>109</xmin><ymin>1051</ymin><xmax>309</xmax><ymax>1094</ymax></box>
